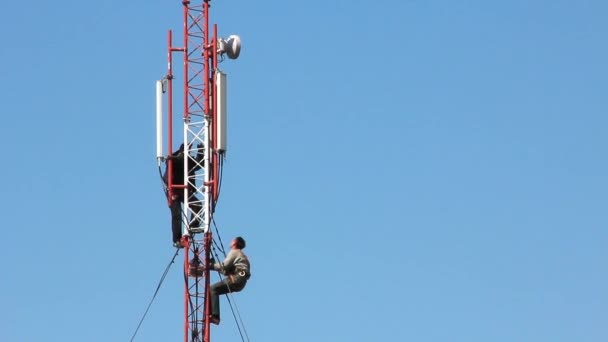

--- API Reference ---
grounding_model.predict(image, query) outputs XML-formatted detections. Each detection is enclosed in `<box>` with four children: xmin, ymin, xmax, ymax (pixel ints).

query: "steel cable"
<box><xmin>130</xmin><ymin>248</ymin><xmax>180</xmax><ymax>341</ymax></box>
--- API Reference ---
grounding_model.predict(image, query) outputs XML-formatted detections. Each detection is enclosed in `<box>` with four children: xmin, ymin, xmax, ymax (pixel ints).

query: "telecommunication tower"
<box><xmin>155</xmin><ymin>1</ymin><xmax>241</xmax><ymax>341</ymax></box>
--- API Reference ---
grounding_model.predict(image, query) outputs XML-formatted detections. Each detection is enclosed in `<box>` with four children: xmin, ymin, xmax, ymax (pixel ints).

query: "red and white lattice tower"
<box><xmin>155</xmin><ymin>1</ymin><xmax>239</xmax><ymax>341</ymax></box>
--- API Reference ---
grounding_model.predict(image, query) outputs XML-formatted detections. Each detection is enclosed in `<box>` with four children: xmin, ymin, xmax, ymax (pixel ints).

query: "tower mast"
<box><xmin>157</xmin><ymin>1</ymin><xmax>239</xmax><ymax>340</ymax></box>
<box><xmin>166</xmin><ymin>1</ymin><xmax>217</xmax><ymax>341</ymax></box>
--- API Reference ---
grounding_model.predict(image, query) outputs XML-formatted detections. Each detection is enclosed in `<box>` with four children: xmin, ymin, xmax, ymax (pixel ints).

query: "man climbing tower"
<box><xmin>209</xmin><ymin>236</ymin><xmax>251</xmax><ymax>325</ymax></box>
<box><xmin>164</xmin><ymin>143</ymin><xmax>204</xmax><ymax>248</ymax></box>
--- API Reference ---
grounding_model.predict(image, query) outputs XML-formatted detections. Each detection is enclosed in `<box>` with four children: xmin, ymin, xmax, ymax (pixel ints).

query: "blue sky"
<box><xmin>1</xmin><ymin>0</ymin><xmax>607</xmax><ymax>341</ymax></box>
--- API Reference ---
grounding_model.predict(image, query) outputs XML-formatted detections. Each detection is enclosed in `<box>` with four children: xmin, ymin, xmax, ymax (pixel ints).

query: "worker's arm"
<box><xmin>167</xmin><ymin>144</ymin><xmax>185</xmax><ymax>160</ymax></box>
<box><xmin>166</xmin><ymin>151</ymin><xmax>184</xmax><ymax>161</ymax></box>
<box><xmin>212</xmin><ymin>250</ymin><xmax>236</xmax><ymax>275</ymax></box>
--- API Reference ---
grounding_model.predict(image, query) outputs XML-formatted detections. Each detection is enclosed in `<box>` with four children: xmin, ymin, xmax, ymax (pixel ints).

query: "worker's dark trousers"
<box><xmin>210</xmin><ymin>277</ymin><xmax>246</xmax><ymax>319</ymax></box>
<box><xmin>170</xmin><ymin>194</ymin><xmax>203</xmax><ymax>243</ymax></box>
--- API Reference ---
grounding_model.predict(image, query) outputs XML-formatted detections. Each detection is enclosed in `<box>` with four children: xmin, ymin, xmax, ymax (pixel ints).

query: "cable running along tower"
<box><xmin>155</xmin><ymin>1</ymin><xmax>241</xmax><ymax>341</ymax></box>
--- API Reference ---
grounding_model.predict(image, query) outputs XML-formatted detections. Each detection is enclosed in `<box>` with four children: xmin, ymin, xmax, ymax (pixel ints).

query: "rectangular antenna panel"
<box><xmin>215</xmin><ymin>71</ymin><xmax>227</xmax><ymax>152</ymax></box>
<box><xmin>156</xmin><ymin>80</ymin><xmax>163</xmax><ymax>160</ymax></box>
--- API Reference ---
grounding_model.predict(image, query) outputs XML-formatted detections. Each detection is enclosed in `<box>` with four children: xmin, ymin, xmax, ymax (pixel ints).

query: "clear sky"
<box><xmin>0</xmin><ymin>0</ymin><xmax>607</xmax><ymax>341</ymax></box>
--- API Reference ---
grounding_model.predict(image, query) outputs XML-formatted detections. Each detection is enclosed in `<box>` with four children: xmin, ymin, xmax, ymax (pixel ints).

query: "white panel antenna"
<box><xmin>216</xmin><ymin>71</ymin><xmax>227</xmax><ymax>153</ymax></box>
<box><xmin>155</xmin><ymin>80</ymin><xmax>163</xmax><ymax>164</ymax></box>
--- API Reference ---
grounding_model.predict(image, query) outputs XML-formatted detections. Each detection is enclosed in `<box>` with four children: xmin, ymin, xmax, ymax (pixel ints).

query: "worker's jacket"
<box><xmin>213</xmin><ymin>249</ymin><xmax>251</xmax><ymax>289</ymax></box>
<box><xmin>163</xmin><ymin>145</ymin><xmax>204</xmax><ymax>198</ymax></box>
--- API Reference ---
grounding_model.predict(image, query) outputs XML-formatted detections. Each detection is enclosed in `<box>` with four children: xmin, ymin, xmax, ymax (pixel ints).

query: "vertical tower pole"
<box><xmin>167</xmin><ymin>30</ymin><xmax>174</xmax><ymax>206</ymax></box>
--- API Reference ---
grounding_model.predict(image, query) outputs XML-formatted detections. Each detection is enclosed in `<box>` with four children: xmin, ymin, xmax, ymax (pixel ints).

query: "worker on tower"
<box><xmin>209</xmin><ymin>236</ymin><xmax>251</xmax><ymax>325</ymax></box>
<box><xmin>164</xmin><ymin>143</ymin><xmax>204</xmax><ymax>248</ymax></box>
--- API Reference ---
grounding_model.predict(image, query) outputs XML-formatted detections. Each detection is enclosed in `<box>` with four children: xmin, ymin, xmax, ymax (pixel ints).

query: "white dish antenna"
<box><xmin>218</xmin><ymin>35</ymin><xmax>241</xmax><ymax>59</ymax></box>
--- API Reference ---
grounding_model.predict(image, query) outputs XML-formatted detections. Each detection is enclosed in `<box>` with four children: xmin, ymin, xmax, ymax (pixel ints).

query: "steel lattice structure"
<box><xmin>160</xmin><ymin>1</ymin><xmax>225</xmax><ymax>341</ymax></box>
